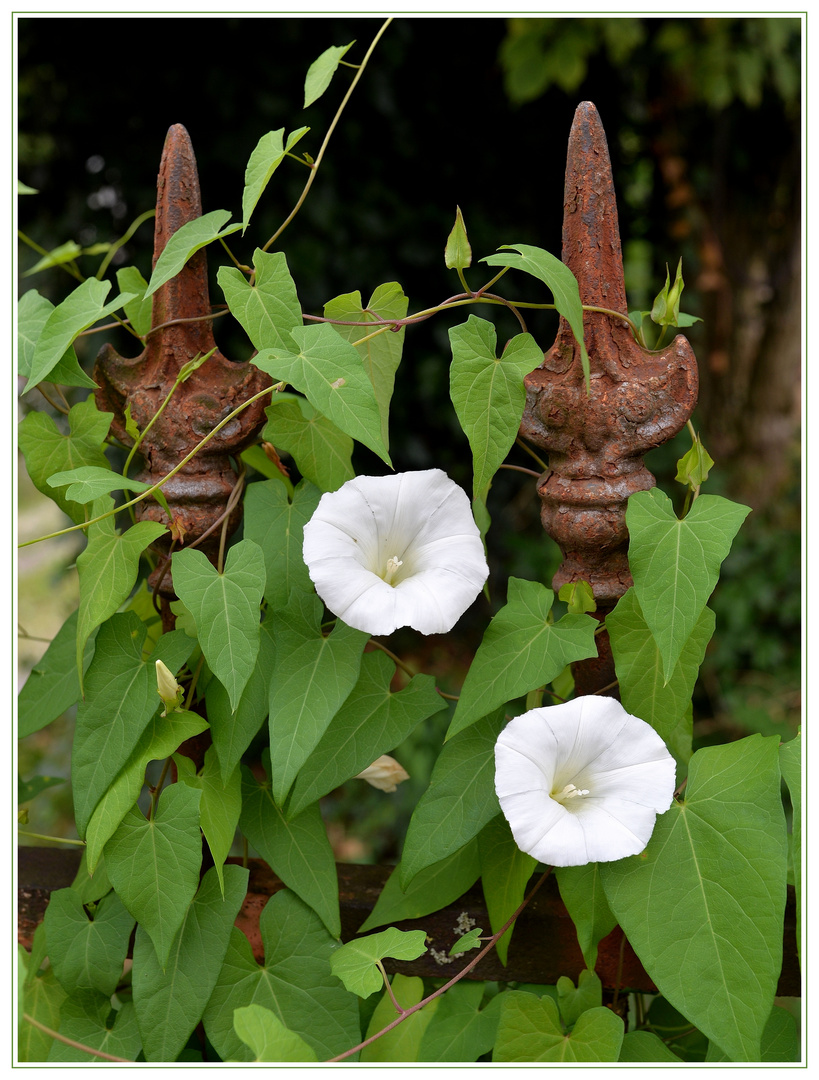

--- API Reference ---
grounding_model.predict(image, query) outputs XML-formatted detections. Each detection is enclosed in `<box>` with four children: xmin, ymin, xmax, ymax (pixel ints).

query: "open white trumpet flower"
<box><xmin>302</xmin><ymin>469</ymin><xmax>489</xmax><ymax>636</ymax></box>
<box><xmin>495</xmin><ymin>696</ymin><xmax>676</xmax><ymax>867</ymax></box>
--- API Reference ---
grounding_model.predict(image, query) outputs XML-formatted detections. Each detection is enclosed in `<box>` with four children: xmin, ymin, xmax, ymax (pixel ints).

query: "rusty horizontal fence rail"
<box><xmin>17</xmin><ymin>847</ymin><xmax>801</xmax><ymax>995</ymax></box>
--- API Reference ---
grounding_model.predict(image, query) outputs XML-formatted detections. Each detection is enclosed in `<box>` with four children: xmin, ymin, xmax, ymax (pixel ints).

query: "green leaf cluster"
<box><xmin>17</xmin><ymin>24</ymin><xmax>797</xmax><ymax>1066</ymax></box>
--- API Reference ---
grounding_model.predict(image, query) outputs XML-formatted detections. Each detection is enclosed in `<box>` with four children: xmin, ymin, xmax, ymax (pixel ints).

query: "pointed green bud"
<box><xmin>445</xmin><ymin>205</ymin><xmax>472</xmax><ymax>271</ymax></box>
<box><xmin>675</xmin><ymin>433</ymin><xmax>714</xmax><ymax>491</ymax></box>
<box><xmin>124</xmin><ymin>403</ymin><xmax>141</xmax><ymax>443</ymax></box>
<box><xmin>558</xmin><ymin>579</ymin><xmax>597</xmax><ymax>614</ymax></box>
<box><xmin>651</xmin><ymin>258</ymin><xmax>685</xmax><ymax>327</ymax></box>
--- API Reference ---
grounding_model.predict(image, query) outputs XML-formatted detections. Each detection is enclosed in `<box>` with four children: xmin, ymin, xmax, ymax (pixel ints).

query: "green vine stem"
<box><xmin>17</xmin><ymin>230</ymin><xmax>84</xmax><ymax>282</ymax></box>
<box><xmin>514</xmin><ymin>437</ymin><xmax>548</xmax><ymax>473</ymax></box>
<box><xmin>305</xmin><ymin>292</ymin><xmax>643</xmax><ymax>351</ymax></box>
<box><xmin>144</xmin><ymin>307</ymin><xmax>229</xmax><ymax>340</ymax></box>
<box><xmin>499</xmin><ymin>463</ymin><xmax>541</xmax><ymax>479</ymax></box>
<box><xmin>18</xmin><ymin>382</ymin><xmax>283</xmax><ymax>548</ymax></box>
<box><xmin>122</xmin><ymin>347</ymin><xmax>217</xmax><ymax>480</ymax></box>
<box><xmin>22</xmin><ymin>1014</ymin><xmax>130</xmax><ymax>1063</ymax></box>
<box><xmin>260</xmin><ymin>17</ymin><xmax>394</xmax><ymax>257</ymax></box>
<box><xmin>326</xmin><ymin>867</ymin><xmax>553</xmax><ymax>1063</ymax></box>
<box><xmin>17</xmin><ymin>831</ymin><xmax>85</xmax><ymax>847</ymax></box>
<box><xmin>94</xmin><ymin>208</ymin><xmax>155</xmax><ymax>280</ymax></box>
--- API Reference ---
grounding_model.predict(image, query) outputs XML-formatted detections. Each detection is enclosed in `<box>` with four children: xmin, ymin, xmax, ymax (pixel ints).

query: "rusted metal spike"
<box><xmin>520</xmin><ymin>102</ymin><xmax>698</xmax><ymax>694</ymax></box>
<box><xmin>94</xmin><ymin>124</ymin><xmax>271</xmax><ymax>622</ymax></box>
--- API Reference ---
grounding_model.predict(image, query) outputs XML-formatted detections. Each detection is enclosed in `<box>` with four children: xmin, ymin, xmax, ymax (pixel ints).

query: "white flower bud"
<box><xmin>155</xmin><ymin>659</ymin><xmax>183</xmax><ymax>717</ymax></box>
<box><xmin>354</xmin><ymin>755</ymin><xmax>410</xmax><ymax>793</ymax></box>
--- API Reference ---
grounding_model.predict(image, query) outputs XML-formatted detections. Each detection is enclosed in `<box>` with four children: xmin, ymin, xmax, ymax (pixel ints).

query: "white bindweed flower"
<box><xmin>495</xmin><ymin>696</ymin><xmax>676</xmax><ymax>867</ymax></box>
<box><xmin>354</xmin><ymin>755</ymin><xmax>410</xmax><ymax>792</ymax></box>
<box><xmin>302</xmin><ymin>469</ymin><xmax>489</xmax><ymax>636</ymax></box>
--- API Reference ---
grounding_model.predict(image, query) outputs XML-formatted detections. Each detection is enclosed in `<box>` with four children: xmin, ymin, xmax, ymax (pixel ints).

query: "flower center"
<box><xmin>383</xmin><ymin>555</ymin><xmax>404</xmax><ymax>585</ymax></box>
<box><xmin>553</xmin><ymin>782</ymin><xmax>590</xmax><ymax>804</ymax></box>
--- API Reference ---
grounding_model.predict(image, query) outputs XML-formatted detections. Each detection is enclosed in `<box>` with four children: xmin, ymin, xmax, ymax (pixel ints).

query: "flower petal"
<box><xmin>494</xmin><ymin>697</ymin><xmax>676</xmax><ymax>867</ymax></box>
<box><xmin>302</xmin><ymin>469</ymin><xmax>488</xmax><ymax>636</ymax></box>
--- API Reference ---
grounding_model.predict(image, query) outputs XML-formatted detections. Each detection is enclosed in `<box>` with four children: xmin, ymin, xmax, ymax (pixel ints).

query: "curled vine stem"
<box><xmin>326</xmin><ymin>867</ymin><xmax>553</xmax><ymax>1063</ymax></box>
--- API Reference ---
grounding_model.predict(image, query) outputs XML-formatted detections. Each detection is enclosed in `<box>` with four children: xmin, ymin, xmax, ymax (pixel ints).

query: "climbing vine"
<box><xmin>17</xmin><ymin>19</ymin><xmax>800</xmax><ymax>1064</ymax></box>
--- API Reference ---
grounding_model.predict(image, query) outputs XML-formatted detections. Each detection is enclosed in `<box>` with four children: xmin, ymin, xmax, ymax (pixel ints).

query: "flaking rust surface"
<box><xmin>521</xmin><ymin>102</ymin><xmax>698</xmax><ymax>606</ymax></box>
<box><xmin>94</xmin><ymin>124</ymin><xmax>270</xmax><ymax>619</ymax></box>
<box><xmin>520</xmin><ymin>102</ymin><xmax>698</xmax><ymax>696</ymax></box>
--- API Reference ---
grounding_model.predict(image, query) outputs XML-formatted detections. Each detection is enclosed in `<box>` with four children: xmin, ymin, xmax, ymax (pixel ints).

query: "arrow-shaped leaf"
<box><xmin>115</xmin><ymin>266</ymin><xmax>152</xmax><ymax>336</ymax></box>
<box><xmin>626</xmin><ymin>489</ymin><xmax>751</xmax><ymax>682</ymax></box>
<box><xmin>18</xmin><ymin>610</ymin><xmax>96</xmax><ymax>738</ymax></box>
<box><xmin>48</xmin><ymin>464</ymin><xmax>154</xmax><ymax>504</ymax></box>
<box><xmin>268</xmin><ymin>590</ymin><xmax>367</xmax><ymax>805</ymax></box>
<box><xmin>449</xmin><ymin>315</ymin><xmax>543</xmax><ymax>500</ymax></box>
<box><xmin>218</xmin><ymin>248</ymin><xmax>302</xmax><ymax>352</ymax></box>
<box><xmin>172</xmin><ymin>539</ymin><xmax>267</xmax><ymax>711</ymax></box>
<box><xmin>18</xmin><ymin>289</ymin><xmax>97</xmax><ymax>389</ymax></box>
<box><xmin>252</xmin><ymin>323</ymin><xmax>392</xmax><ymax>465</ymax></box>
<box><xmin>18</xmin><ymin>396</ymin><xmax>113</xmax><ymax>524</ymax></box>
<box><xmin>494</xmin><ymin>992</ymin><xmax>624</xmax><ymax>1061</ymax></box>
<box><xmin>324</xmin><ymin>281</ymin><xmax>408</xmax><ymax>451</ymax></box>
<box><xmin>241</xmin><ymin>757</ymin><xmax>341</xmax><ymax>938</ymax></box>
<box><xmin>262</xmin><ymin>397</ymin><xmax>354</xmax><ymax>494</ymax></box>
<box><xmin>104</xmin><ymin>782</ymin><xmax>203</xmax><ymax>971</ymax></box>
<box><xmin>202</xmin><ymin>890</ymin><xmax>361</xmax><ymax>1062</ymax></box>
<box><xmin>608</xmin><ymin>588</ymin><xmax>714</xmax><ymax>776</ymax></box>
<box><xmin>175</xmin><ymin>745</ymin><xmax>242</xmax><ymax>896</ymax></box>
<box><xmin>144</xmin><ymin>209</ymin><xmax>241</xmax><ymax>298</ymax></box>
<box><xmin>401</xmin><ymin>708</ymin><xmax>507</xmax><ymax>888</ymax></box>
<box><xmin>287</xmin><ymin>650</ymin><xmax>446</xmax><ymax>818</ymax></box>
<box><xmin>241</xmin><ymin>126</ymin><xmax>310</xmax><ymax>233</ymax></box>
<box><xmin>478</xmin><ymin>815</ymin><xmax>537</xmax><ymax>965</ymax></box>
<box><xmin>76</xmin><ymin>519</ymin><xmax>168</xmax><ymax>687</ymax></box>
<box><xmin>304</xmin><ymin>41</ymin><xmax>355</xmax><ymax>108</ymax></box>
<box><xmin>71</xmin><ymin>614</ymin><xmax>193</xmax><ymax>837</ymax></box>
<box><xmin>23</xmin><ymin>278</ymin><xmax>135</xmax><ymax>393</ymax></box>
<box><xmin>205</xmin><ymin>608</ymin><xmax>274</xmax><ymax>785</ymax></box>
<box><xmin>480</xmin><ymin>243</ymin><xmax>589</xmax><ymax>389</ymax></box>
<box><xmin>132</xmin><ymin>864</ymin><xmax>249</xmax><ymax>1062</ymax></box>
<box><xmin>601</xmin><ymin>734</ymin><xmax>788</xmax><ymax>1062</ymax></box>
<box><xmin>85</xmin><ymin>706</ymin><xmax>209</xmax><ymax>874</ymax></box>
<box><xmin>43</xmin><ymin>887</ymin><xmax>135</xmax><ymax>997</ymax></box>
<box><xmin>448</xmin><ymin>577</ymin><xmax>598</xmax><ymax>739</ymax></box>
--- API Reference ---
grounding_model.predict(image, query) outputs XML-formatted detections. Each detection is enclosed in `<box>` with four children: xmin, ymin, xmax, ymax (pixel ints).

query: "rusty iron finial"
<box><xmin>94</xmin><ymin>124</ymin><xmax>271</xmax><ymax>623</ymax></box>
<box><xmin>521</xmin><ymin>102</ymin><xmax>698</xmax><ymax>692</ymax></box>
